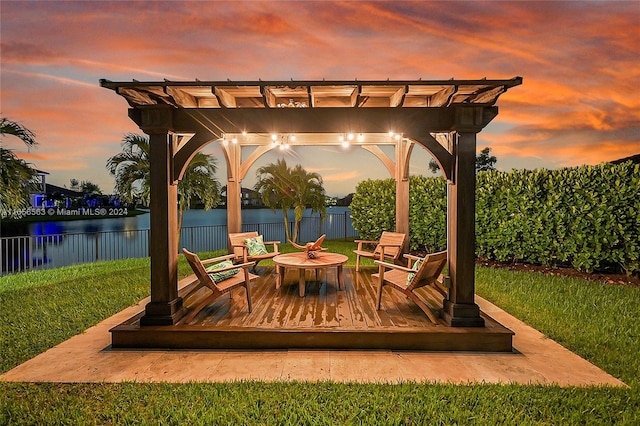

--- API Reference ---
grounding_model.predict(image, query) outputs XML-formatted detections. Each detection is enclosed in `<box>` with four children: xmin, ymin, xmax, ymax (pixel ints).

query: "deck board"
<box><xmin>110</xmin><ymin>267</ymin><xmax>515</xmax><ymax>352</ymax></box>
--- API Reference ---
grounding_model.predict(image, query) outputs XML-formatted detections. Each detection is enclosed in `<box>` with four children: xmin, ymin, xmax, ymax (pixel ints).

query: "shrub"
<box><xmin>351</xmin><ymin>162</ymin><xmax>640</xmax><ymax>275</ymax></box>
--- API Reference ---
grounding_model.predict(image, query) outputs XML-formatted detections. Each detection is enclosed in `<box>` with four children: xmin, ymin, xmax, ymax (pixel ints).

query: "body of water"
<box><xmin>3</xmin><ymin>207</ymin><xmax>348</xmax><ymax>237</ymax></box>
<box><xmin>1</xmin><ymin>207</ymin><xmax>356</xmax><ymax>274</ymax></box>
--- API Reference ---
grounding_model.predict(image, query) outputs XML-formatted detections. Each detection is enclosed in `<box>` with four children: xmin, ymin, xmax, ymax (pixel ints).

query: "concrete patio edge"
<box><xmin>0</xmin><ymin>291</ymin><xmax>627</xmax><ymax>386</ymax></box>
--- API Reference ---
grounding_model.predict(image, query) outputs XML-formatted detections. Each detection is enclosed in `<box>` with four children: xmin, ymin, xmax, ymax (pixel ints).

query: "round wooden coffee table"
<box><xmin>273</xmin><ymin>252</ymin><xmax>349</xmax><ymax>297</ymax></box>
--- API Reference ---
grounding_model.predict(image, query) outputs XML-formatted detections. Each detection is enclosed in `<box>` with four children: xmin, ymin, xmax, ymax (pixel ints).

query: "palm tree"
<box><xmin>289</xmin><ymin>164</ymin><xmax>326</xmax><ymax>243</ymax></box>
<box><xmin>0</xmin><ymin>149</ymin><xmax>39</xmax><ymax>217</ymax></box>
<box><xmin>106</xmin><ymin>133</ymin><xmax>220</xmax><ymax>234</ymax></box>
<box><xmin>0</xmin><ymin>117</ymin><xmax>37</xmax><ymax>148</ymax></box>
<box><xmin>254</xmin><ymin>159</ymin><xmax>326</xmax><ymax>243</ymax></box>
<box><xmin>254</xmin><ymin>159</ymin><xmax>295</xmax><ymax>241</ymax></box>
<box><xmin>0</xmin><ymin>117</ymin><xmax>38</xmax><ymax>217</ymax></box>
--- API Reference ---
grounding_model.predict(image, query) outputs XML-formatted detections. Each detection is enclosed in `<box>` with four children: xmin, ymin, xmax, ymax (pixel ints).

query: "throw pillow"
<box><xmin>406</xmin><ymin>259</ymin><xmax>422</xmax><ymax>285</ymax></box>
<box><xmin>206</xmin><ymin>260</ymin><xmax>239</xmax><ymax>282</ymax></box>
<box><xmin>245</xmin><ymin>235</ymin><xmax>268</xmax><ymax>256</ymax></box>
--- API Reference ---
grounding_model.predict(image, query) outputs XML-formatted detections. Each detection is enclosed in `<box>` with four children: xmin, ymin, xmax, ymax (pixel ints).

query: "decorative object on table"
<box><xmin>289</xmin><ymin>234</ymin><xmax>327</xmax><ymax>258</ymax></box>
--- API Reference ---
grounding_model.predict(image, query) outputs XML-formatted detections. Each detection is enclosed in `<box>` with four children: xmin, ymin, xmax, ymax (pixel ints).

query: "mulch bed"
<box><xmin>477</xmin><ymin>259</ymin><xmax>640</xmax><ymax>288</ymax></box>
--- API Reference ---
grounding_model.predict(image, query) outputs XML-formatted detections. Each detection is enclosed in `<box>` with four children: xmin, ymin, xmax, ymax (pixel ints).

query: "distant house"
<box><xmin>241</xmin><ymin>187</ymin><xmax>263</xmax><ymax>207</ymax></box>
<box><xmin>29</xmin><ymin>170</ymin><xmax>90</xmax><ymax>209</ymax></box>
<box><xmin>219</xmin><ymin>187</ymin><xmax>264</xmax><ymax>207</ymax></box>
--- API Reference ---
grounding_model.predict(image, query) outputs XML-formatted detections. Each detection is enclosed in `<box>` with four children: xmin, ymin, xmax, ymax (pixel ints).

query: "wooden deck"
<box><xmin>111</xmin><ymin>267</ymin><xmax>514</xmax><ymax>351</ymax></box>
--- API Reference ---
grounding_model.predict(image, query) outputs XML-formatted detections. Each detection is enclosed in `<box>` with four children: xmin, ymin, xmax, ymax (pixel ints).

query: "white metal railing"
<box><xmin>1</xmin><ymin>212</ymin><xmax>356</xmax><ymax>275</ymax></box>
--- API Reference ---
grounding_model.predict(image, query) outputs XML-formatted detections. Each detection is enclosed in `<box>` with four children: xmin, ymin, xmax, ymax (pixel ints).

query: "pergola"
<box><xmin>101</xmin><ymin>77</ymin><xmax>522</xmax><ymax>331</ymax></box>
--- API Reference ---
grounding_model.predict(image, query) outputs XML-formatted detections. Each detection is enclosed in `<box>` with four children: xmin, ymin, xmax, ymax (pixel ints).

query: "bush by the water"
<box><xmin>349</xmin><ymin>162</ymin><xmax>640</xmax><ymax>275</ymax></box>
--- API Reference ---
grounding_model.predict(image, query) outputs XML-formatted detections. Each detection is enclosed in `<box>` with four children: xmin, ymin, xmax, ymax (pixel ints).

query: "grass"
<box><xmin>1</xmin><ymin>239</ymin><xmax>639</xmax><ymax>424</ymax></box>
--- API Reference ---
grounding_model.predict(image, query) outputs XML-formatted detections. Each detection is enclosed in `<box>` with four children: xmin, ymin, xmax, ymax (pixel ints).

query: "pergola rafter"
<box><xmin>101</xmin><ymin>77</ymin><xmax>522</xmax><ymax>334</ymax></box>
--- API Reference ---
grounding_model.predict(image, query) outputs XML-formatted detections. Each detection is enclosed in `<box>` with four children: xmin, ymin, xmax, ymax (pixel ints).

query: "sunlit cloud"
<box><xmin>1</xmin><ymin>0</ymin><xmax>638</xmax><ymax>195</ymax></box>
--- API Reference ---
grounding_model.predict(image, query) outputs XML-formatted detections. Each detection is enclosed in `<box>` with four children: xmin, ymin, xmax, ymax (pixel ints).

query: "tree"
<box><xmin>0</xmin><ymin>117</ymin><xmax>37</xmax><ymax>148</ymax></box>
<box><xmin>0</xmin><ymin>117</ymin><xmax>38</xmax><ymax>217</ymax></box>
<box><xmin>254</xmin><ymin>158</ymin><xmax>326</xmax><ymax>243</ymax></box>
<box><xmin>80</xmin><ymin>180</ymin><xmax>102</xmax><ymax>195</ymax></box>
<box><xmin>428</xmin><ymin>146</ymin><xmax>497</xmax><ymax>174</ymax></box>
<box><xmin>475</xmin><ymin>147</ymin><xmax>497</xmax><ymax>173</ymax></box>
<box><xmin>0</xmin><ymin>149</ymin><xmax>38</xmax><ymax>217</ymax></box>
<box><xmin>289</xmin><ymin>164</ymin><xmax>326</xmax><ymax>242</ymax></box>
<box><xmin>106</xmin><ymin>133</ymin><xmax>220</xmax><ymax>234</ymax></box>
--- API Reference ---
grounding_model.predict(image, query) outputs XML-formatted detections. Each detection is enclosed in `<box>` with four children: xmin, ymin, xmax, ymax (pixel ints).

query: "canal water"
<box><xmin>1</xmin><ymin>207</ymin><xmax>355</xmax><ymax>274</ymax></box>
<box><xmin>2</xmin><ymin>207</ymin><xmax>351</xmax><ymax>236</ymax></box>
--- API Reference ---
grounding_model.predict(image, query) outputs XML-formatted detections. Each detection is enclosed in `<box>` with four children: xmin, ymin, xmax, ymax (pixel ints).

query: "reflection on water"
<box><xmin>19</xmin><ymin>207</ymin><xmax>341</xmax><ymax>236</ymax></box>
<box><xmin>1</xmin><ymin>207</ymin><xmax>353</xmax><ymax>274</ymax></box>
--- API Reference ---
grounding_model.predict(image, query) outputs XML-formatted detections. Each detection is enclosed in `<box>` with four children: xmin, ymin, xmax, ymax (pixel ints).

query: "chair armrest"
<box><xmin>374</xmin><ymin>260</ymin><xmax>416</xmax><ymax>273</ymax></box>
<box><xmin>354</xmin><ymin>239</ymin><xmax>378</xmax><ymax>251</ymax></box>
<box><xmin>206</xmin><ymin>261</ymin><xmax>256</xmax><ymax>274</ymax></box>
<box><xmin>232</xmin><ymin>261</ymin><xmax>257</xmax><ymax>270</ymax></box>
<box><xmin>264</xmin><ymin>241</ymin><xmax>280</xmax><ymax>251</ymax></box>
<box><xmin>404</xmin><ymin>254</ymin><xmax>422</xmax><ymax>261</ymax></box>
<box><xmin>201</xmin><ymin>253</ymin><xmax>236</xmax><ymax>265</ymax></box>
<box><xmin>231</xmin><ymin>243</ymin><xmax>248</xmax><ymax>248</ymax></box>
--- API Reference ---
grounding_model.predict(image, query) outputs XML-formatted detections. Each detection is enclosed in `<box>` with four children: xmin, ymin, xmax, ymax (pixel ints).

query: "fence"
<box><xmin>1</xmin><ymin>212</ymin><xmax>357</xmax><ymax>276</ymax></box>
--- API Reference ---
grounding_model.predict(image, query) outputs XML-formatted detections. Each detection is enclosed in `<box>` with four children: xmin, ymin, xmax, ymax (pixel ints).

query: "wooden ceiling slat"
<box><xmin>166</xmin><ymin>86</ymin><xmax>198</xmax><ymax>108</ymax></box>
<box><xmin>429</xmin><ymin>86</ymin><xmax>457</xmax><ymax>107</ymax></box>
<box><xmin>468</xmin><ymin>86</ymin><xmax>505</xmax><ymax>104</ymax></box>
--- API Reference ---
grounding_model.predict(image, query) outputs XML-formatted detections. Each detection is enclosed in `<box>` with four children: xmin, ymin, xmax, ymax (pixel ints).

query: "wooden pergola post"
<box><xmin>137</xmin><ymin>106</ymin><xmax>184</xmax><ymax>326</ymax></box>
<box><xmin>395</xmin><ymin>138</ymin><xmax>412</xmax><ymax>252</ymax></box>
<box><xmin>222</xmin><ymin>142</ymin><xmax>243</xmax><ymax>235</ymax></box>
<box><xmin>441</xmin><ymin>106</ymin><xmax>497</xmax><ymax>326</ymax></box>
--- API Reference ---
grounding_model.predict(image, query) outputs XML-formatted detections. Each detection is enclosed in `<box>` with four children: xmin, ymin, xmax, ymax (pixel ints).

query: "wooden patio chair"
<box><xmin>180</xmin><ymin>248</ymin><xmax>258</xmax><ymax>324</ymax></box>
<box><xmin>228</xmin><ymin>231</ymin><xmax>280</xmax><ymax>268</ymax></box>
<box><xmin>372</xmin><ymin>250</ymin><xmax>447</xmax><ymax>324</ymax></box>
<box><xmin>353</xmin><ymin>231</ymin><xmax>406</xmax><ymax>272</ymax></box>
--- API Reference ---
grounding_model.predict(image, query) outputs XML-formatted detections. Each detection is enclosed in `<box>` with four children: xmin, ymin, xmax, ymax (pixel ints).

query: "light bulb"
<box><xmin>358</xmin><ymin>133</ymin><xmax>364</xmax><ymax>142</ymax></box>
<box><xmin>342</xmin><ymin>141</ymin><xmax>350</xmax><ymax>148</ymax></box>
<box><xmin>348</xmin><ymin>133</ymin><xmax>354</xmax><ymax>141</ymax></box>
<box><xmin>290</xmin><ymin>135</ymin><xmax>296</xmax><ymax>142</ymax></box>
<box><xmin>232</xmin><ymin>137</ymin><xmax>238</xmax><ymax>144</ymax></box>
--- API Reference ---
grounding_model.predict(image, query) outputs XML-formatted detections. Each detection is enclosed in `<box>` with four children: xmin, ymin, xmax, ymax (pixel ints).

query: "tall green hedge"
<box><xmin>350</xmin><ymin>162</ymin><xmax>640</xmax><ymax>275</ymax></box>
<box><xmin>350</xmin><ymin>176</ymin><xmax>447</xmax><ymax>252</ymax></box>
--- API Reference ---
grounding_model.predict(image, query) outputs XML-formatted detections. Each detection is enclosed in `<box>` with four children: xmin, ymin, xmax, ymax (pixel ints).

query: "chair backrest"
<box><xmin>182</xmin><ymin>248</ymin><xmax>216</xmax><ymax>290</ymax></box>
<box><xmin>409</xmin><ymin>250</ymin><xmax>447</xmax><ymax>290</ymax></box>
<box><xmin>228</xmin><ymin>231</ymin><xmax>259</xmax><ymax>259</ymax></box>
<box><xmin>374</xmin><ymin>231</ymin><xmax>406</xmax><ymax>260</ymax></box>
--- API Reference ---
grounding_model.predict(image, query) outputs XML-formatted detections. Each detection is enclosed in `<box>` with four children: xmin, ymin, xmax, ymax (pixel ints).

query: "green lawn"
<box><xmin>1</xmin><ymin>240</ymin><xmax>639</xmax><ymax>424</ymax></box>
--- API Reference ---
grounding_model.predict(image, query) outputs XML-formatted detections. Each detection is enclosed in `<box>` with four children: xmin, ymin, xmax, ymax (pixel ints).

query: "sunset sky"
<box><xmin>1</xmin><ymin>1</ymin><xmax>638</xmax><ymax>197</ymax></box>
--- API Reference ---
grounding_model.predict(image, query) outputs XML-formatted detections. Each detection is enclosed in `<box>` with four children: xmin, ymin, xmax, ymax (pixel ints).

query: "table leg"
<box><xmin>298</xmin><ymin>269</ymin><xmax>306</xmax><ymax>297</ymax></box>
<box><xmin>275</xmin><ymin>265</ymin><xmax>282</xmax><ymax>290</ymax></box>
<box><xmin>337</xmin><ymin>265</ymin><xmax>344</xmax><ymax>290</ymax></box>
